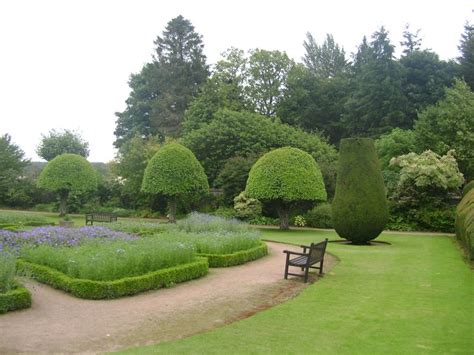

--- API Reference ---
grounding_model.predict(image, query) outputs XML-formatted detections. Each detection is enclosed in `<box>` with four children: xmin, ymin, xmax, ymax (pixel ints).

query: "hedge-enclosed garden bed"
<box><xmin>17</xmin><ymin>257</ymin><xmax>208</xmax><ymax>299</ymax></box>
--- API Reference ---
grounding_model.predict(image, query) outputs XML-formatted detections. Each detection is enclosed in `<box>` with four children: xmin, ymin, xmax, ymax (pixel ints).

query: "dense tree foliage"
<box><xmin>459</xmin><ymin>22</ymin><xmax>474</xmax><ymax>90</ymax></box>
<box><xmin>332</xmin><ymin>138</ymin><xmax>388</xmax><ymax>244</ymax></box>
<box><xmin>0</xmin><ymin>134</ymin><xmax>30</xmax><ymax>206</ymax></box>
<box><xmin>37</xmin><ymin>154</ymin><xmax>97</xmax><ymax>216</ymax></box>
<box><xmin>246</xmin><ymin>147</ymin><xmax>326</xmax><ymax>230</ymax></box>
<box><xmin>141</xmin><ymin>143</ymin><xmax>208</xmax><ymax>222</ymax></box>
<box><xmin>414</xmin><ymin>79</ymin><xmax>474</xmax><ymax>179</ymax></box>
<box><xmin>36</xmin><ymin>129</ymin><xmax>90</xmax><ymax>161</ymax></box>
<box><xmin>343</xmin><ymin>27</ymin><xmax>409</xmax><ymax>136</ymax></box>
<box><xmin>181</xmin><ymin>109</ymin><xmax>338</xmax><ymax>191</ymax></box>
<box><xmin>455</xmin><ymin>189</ymin><xmax>474</xmax><ymax>259</ymax></box>
<box><xmin>303</xmin><ymin>33</ymin><xmax>348</xmax><ymax>78</ymax></box>
<box><xmin>389</xmin><ymin>150</ymin><xmax>464</xmax><ymax>207</ymax></box>
<box><xmin>115</xmin><ymin>15</ymin><xmax>208</xmax><ymax>147</ymax></box>
<box><xmin>246</xmin><ymin>49</ymin><xmax>294</xmax><ymax>116</ymax></box>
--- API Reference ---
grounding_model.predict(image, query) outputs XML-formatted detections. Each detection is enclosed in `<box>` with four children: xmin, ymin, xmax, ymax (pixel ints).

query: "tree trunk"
<box><xmin>277</xmin><ymin>205</ymin><xmax>290</xmax><ymax>230</ymax></box>
<box><xmin>59</xmin><ymin>190</ymin><xmax>69</xmax><ymax>217</ymax></box>
<box><xmin>168</xmin><ymin>196</ymin><xmax>177</xmax><ymax>223</ymax></box>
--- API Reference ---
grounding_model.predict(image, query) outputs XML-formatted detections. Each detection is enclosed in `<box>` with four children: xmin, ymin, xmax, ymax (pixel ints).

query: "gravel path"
<box><xmin>0</xmin><ymin>242</ymin><xmax>337</xmax><ymax>353</ymax></box>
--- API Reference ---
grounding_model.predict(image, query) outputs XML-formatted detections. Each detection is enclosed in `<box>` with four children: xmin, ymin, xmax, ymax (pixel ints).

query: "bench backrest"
<box><xmin>307</xmin><ymin>239</ymin><xmax>328</xmax><ymax>265</ymax></box>
<box><xmin>86</xmin><ymin>213</ymin><xmax>117</xmax><ymax>221</ymax></box>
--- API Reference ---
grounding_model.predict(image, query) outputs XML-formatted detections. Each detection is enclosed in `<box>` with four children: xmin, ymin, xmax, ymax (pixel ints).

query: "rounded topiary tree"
<box><xmin>332</xmin><ymin>138</ymin><xmax>388</xmax><ymax>244</ymax></box>
<box><xmin>245</xmin><ymin>147</ymin><xmax>327</xmax><ymax>230</ymax></box>
<box><xmin>141</xmin><ymin>143</ymin><xmax>209</xmax><ymax>223</ymax></box>
<box><xmin>37</xmin><ymin>153</ymin><xmax>98</xmax><ymax>216</ymax></box>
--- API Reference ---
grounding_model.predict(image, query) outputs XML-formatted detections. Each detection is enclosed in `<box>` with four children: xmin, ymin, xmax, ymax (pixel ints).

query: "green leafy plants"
<box><xmin>304</xmin><ymin>203</ymin><xmax>333</xmax><ymax>228</ymax></box>
<box><xmin>246</xmin><ymin>147</ymin><xmax>327</xmax><ymax>229</ymax></box>
<box><xmin>0</xmin><ymin>252</ymin><xmax>15</xmax><ymax>293</ymax></box>
<box><xmin>37</xmin><ymin>153</ymin><xmax>98</xmax><ymax>216</ymax></box>
<box><xmin>332</xmin><ymin>138</ymin><xmax>388</xmax><ymax>244</ymax></box>
<box><xmin>455</xmin><ymin>189</ymin><xmax>474</xmax><ymax>259</ymax></box>
<box><xmin>233</xmin><ymin>192</ymin><xmax>262</xmax><ymax>219</ymax></box>
<box><xmin>20</xmin><ymin>238</ymin><xmax>195</xmax><ymax>281</ymax></box>
<box><xmin>141</xmin><ymin>143</ymin><xmax>209</xmax><ymax>223</ymax></box>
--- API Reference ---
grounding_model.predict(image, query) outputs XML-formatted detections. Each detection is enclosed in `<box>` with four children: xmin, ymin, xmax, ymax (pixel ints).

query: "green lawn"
<box><xmin>122</xmin><ymin>229</ymin><xmax>473</xmax><ymax>354</ymax></box>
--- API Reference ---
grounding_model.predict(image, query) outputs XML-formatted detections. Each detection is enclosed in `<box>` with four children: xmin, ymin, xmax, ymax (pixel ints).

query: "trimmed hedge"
<box><xmin>198</xmin><ymin>242</ymin><xmax>268</xmax><ymax>268</ymax></box>
<box><xmin>455</xmin><ymin>189</ymin><xmax>474</xmax><ymax>260</ymax></box>
<box><xmin>332</xmin><ymin>138</ymin><xmax>388</xmax><ymax>244</ymax></box>
<box><xmin>0</xmin><ymin>282</ymin><xmax>32</xmax><ymax>314</ymax></box>
<box><xmin>17</xmin><ymin>257</ymin><xmax>208</xmax><ymax>300</ymax></box>
<box><xmin>463</xmin><ymin>181</ymin><xmax>474</xmax><ymax>197</ymax></box>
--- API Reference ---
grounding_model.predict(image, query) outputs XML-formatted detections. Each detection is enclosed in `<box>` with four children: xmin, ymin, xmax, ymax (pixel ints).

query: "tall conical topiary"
<box><xmin>332</xmin><ymin>138</ymin><xmax>388</xmax><ymax>244</ymax></box>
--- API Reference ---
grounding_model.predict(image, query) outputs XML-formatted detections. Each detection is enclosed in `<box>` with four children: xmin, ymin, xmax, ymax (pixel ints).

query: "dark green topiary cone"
<box><xmin>332</xmin><ymin>138</ymin><xmax>388</xmax><ymax>244</ymax></box>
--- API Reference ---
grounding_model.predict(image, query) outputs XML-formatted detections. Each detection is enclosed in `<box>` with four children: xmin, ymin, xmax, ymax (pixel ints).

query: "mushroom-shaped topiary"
<box><xmin>332</xmin><ymin>138</ymin><xmax>388</xmax><ymax>244</ymax></box>
<box><xmin>37</xmin><ymin>153</ymin><xmax>98</xmax><ymax>216</ymax></box>
<box><xmin>245</xmin><ymin>147</ymin><xmax>327</xmax><ymax>230</ymax></box>
<box><xmin>141</xmin><ymin>143</ymin><xmax>209</xmax><ymax>223</ymax></box>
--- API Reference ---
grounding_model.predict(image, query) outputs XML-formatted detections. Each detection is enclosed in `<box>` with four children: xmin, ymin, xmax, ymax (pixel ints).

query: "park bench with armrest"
<box><xmin>283</xmin><ymin>238</ymin><xmax>328</xmax><ymax>283</ymax></box>
<box><xmin>85</xmin><ymin>212</ymin><xmax>118</xmax><ymax>226</ymax></box>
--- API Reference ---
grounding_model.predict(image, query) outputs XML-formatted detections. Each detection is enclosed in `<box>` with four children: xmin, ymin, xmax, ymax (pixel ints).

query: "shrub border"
<box><xmin>0</xmin><ymin>282</ymin><xmax>32</xmax><ymax>314</ymax></box>
<box><xmin>198</xmin><ymin>242</ymin><xmax>268</xmax><ymax>268</ymax></box>
<box><xmin>17</xmin><ymin>257</ymin><xmax>208</xmax><ymax>300</ymax></box>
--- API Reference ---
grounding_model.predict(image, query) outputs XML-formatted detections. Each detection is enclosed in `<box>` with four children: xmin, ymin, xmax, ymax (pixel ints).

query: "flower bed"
<box><xmin>0</xmin><ymin>226</ymin><xmax>135</xmax><ymax>254</ymax></box>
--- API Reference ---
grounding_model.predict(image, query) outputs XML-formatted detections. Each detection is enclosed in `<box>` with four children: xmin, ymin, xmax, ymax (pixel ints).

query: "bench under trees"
<box><xmin>283</xmin><ymin>239</ymin><xmax>328</xmax><ymax>283</ymax></box>
<box><xmin>85</xmin><ymin>212</ymin><xmax>118</xmax><ymax>226</ymax></box>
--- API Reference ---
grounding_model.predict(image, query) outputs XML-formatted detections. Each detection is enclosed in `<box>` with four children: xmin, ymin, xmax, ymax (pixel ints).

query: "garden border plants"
<box><xmin>198</xmin><ymin>242</ymin><xmax>268</xmax><ymax>268</ymax></box>
<box><xmin>0</xmin><ymin>281</ymin><xmax>32</xmax><ymax>314</ymax></box>
<box><xmin>17</xmin><ymin>257</ymin><xmax>208</xmax><ymax>300</ymax></box>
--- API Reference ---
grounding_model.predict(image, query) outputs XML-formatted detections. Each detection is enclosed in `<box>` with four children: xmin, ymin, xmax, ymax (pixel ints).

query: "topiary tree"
<box><xmin>37</xmin><ymin>154</ymin><xmax>98</xmax><ymax>216</ymax></box>
<box><xmin>141</xmin><ymin>143</ymin><xmax>209</xmax><ymax>223</ymax></box>
<box><xmin>332</xmin><ymin>138</ymin><xmax>388</xmax><ymax>244</ymax></box>
<box><xmin>245</xmin><ymin>147</ymin><xmax>327</xmax><ymax>230</ymax></box>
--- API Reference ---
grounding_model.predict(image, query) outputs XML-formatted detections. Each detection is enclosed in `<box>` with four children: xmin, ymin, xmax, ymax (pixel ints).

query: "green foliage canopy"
<box><xmin>141</xmin><ymin>143</ymin><xmax>208</xmax><ymax>197</ymax></box>
<box><xmin>37</xmin><ymin>154</ymin><xmax>98</xmax><ymax>194</ymax></box>
<box><xmin>414</xmin><ymin>79</ymin><xmax>474</xmax><ymax>179</ymax></box>
<box><xmin>36</xmin><ymin>129</ymin><xmax>90</xmax><ymax>161</ymax></box>
<box><xmin>181</xmin><ymin>109</ymin><xmax>338</xmax><ymax>191</ymax></box>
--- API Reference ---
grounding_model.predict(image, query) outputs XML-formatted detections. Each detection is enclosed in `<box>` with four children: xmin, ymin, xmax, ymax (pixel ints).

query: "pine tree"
<box><xmin>459</xmin><ymin>22</ymin><xmax>474</xmax><ymax>90</ymax></box>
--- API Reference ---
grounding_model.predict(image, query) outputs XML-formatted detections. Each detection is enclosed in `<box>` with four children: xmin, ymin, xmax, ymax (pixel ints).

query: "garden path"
<box><xmin>0</xmin><ymin>242</ymin><xmax>337</xmax><ymax>353</ymax></box>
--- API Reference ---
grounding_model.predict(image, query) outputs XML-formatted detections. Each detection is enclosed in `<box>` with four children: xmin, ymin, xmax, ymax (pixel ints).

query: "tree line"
<box><xmin>1</xmin><ymin>15</ymin><xmax>473</xmax><ymax>231</ymax></box>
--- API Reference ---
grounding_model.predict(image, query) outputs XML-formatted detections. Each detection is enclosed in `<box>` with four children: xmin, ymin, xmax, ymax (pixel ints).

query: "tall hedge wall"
<box><xmin>455</xmin><ymin>189</ymin><xmax>474</xmax><ymax>260</ymax></box>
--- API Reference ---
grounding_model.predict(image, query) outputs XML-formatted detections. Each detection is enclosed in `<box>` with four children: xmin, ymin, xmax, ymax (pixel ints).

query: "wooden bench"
<box><xmin>283</xmin><ymin>238</ymin><xmax>328</xmax><ymax>283</ymax></box>
<box><xmin>85</xmin><ymin>212</ymin><xmax>118</xmax><ymax>226</ymax></box>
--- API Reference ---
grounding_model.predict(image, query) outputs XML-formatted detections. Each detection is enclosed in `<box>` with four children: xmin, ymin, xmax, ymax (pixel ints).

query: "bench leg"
<box><xmin>304</xmin><ymin>266</ymin><xmax>310</xmax><ymax>283</ymax></box>
<box><xmin>319</xmin><ymin>259</ymin><xmax>324</xmax><ymax>275</ymax></box>
<box><xmin>284</xmin><ymin>254</ymin><xmax>290</xmax><ymax>279</ymax></box>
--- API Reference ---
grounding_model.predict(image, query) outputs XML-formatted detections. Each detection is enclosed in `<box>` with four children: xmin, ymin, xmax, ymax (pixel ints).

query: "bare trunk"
<box><xmin>59</xmin><ymin>190</ymin><xmax>69</xmax><ymax>217</ymax></box>
<box><xmin>168</xmin><ymin>197</ymin><xmax>177</xmax><ymax>223</ymax></box>
<box><xmin>277</xmin><ymin>205</ymin><xmax>290</xmax><ymax>230</ymax></box>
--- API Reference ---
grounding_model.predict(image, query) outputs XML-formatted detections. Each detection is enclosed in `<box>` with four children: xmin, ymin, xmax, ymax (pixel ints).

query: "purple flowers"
<box><xmin>0</xmin><ymin>226</ymin><xmax>136</xmax><ymax>254</ymax></box>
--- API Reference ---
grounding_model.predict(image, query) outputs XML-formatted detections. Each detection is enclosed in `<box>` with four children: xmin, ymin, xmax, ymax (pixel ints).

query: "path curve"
<box><xmin>0</xmin><ymin>242</ymin><xmax>337</xmax><ymax>353</ymax></box>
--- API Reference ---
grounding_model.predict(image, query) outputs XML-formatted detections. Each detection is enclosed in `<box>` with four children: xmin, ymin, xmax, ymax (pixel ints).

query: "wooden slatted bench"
<box><xmin>85</xmin><ymin>212</ymin><xmax>118</xmax><ymax>226</ymax></box>
<box><xmin>283</xmin><ymin>238</ymin><xmax>328</xmax><ymax>283</ymax></box>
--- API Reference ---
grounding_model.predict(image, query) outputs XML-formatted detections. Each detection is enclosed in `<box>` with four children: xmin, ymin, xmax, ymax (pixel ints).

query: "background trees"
<box><xmin>36</xmin><ymin>129</ymin><xmax>90</xmax><ymax>161</ymax></box>
<box><xmin>114</xmin><ymin>15</ymin><xmax>209</xmax><ymax>147</ymax></box>
<box><xmin>0</xmin><ymin>134</ymin><xmax>30</xmax><ymax>206</ymax></box>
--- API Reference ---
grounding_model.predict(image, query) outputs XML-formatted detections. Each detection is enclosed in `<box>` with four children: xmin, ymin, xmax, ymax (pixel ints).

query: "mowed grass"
<box><xmin>123</xmin><ymin>229</ymin><xmax>473</xmax><ymax>354</ymax></box>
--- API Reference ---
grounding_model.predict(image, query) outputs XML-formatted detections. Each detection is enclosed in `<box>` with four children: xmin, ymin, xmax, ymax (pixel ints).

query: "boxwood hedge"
<box><xmin>455</xmin><ymin>189</ymin><xmax>474</xmax><ymax>260</ymax></box>
<box><xmin>17</xmin><ymin>257</ymin><xmax>208</xmax><ymax>299</ymax></box>
<box><xmin>198</xmin><ymin>242</ymin><xmax>268</xmax><ymax>268</ymax></box>
<box><xmin>0</xmin><ymin>282</ymin><xmax>32</xmax><ymax>314</ymax></box>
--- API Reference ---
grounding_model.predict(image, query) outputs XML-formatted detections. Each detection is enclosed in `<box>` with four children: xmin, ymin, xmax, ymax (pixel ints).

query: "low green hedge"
<box><xmin>17</xmin><ymin>257</ymin><xmax>208</xmax><ymax>299</ymax></box>
<box><xmin>455</xmin><ymin>189</ymin><xmax>474</xmax><ymax>260</ymax></box>
<box><xmin>198</xmin><ymin>242</ymin><xmax>268</xmax><ymax>268</ymax></box>
<box><xmin>0</xmin><ymin>282</ymin><xmax>32</xmax><ymax>314</ymax></box>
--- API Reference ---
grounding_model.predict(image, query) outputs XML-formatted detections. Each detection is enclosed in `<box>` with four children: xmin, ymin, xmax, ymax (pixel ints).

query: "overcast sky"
<box><xmin>0</xmin><ymin>0</ymin><xmax>472</xmax><ymax>162</ymax></box>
